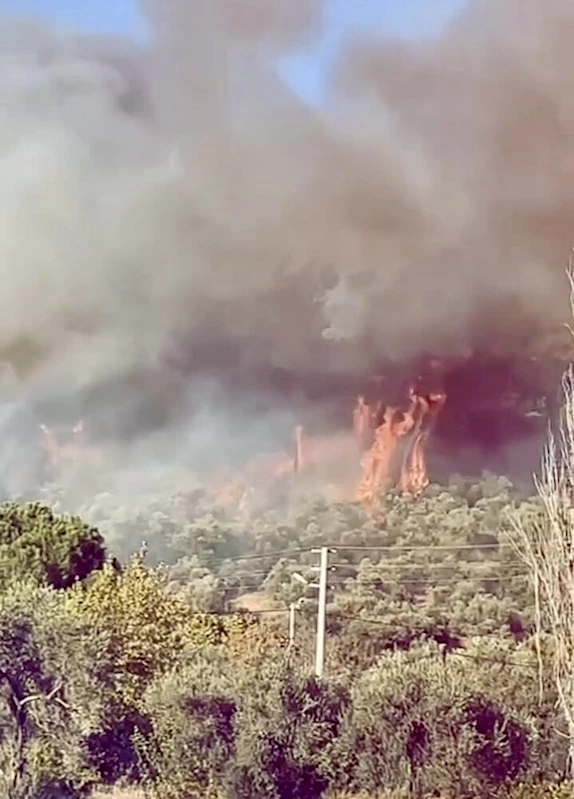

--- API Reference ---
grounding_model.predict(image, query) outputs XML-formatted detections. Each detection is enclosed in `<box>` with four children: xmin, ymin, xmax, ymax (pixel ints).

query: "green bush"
<box><xmin>65</xmin><ymin>556</ymin><xmax>234</xmax><ymax>785</ymax></box>
<box><xmin>141</xmin><ymin>648</ymin><xmax>237</xmax><ymax>798</ymax></box>
<box><xmin>0</xmin><ymin>580</ymin><xmax>108</xmax><ymax>798</ymax></box>
<box><xmin>142</xmin><ymin>652</ymin><xmax>350</xmax><ymax>799</ymax></box>
<box><xmin>0</xmin><ymin>477</ymin><xmax>567</xmax><ymax>798</ymax></box>
<box><xmin>330</xmin><ymin>640</ymin><xmax>566</xmax><ymax>798</ymax></box>
<box><xmin>224</xmin><ymin>660</ymin><xmax>350</xmax><ymax>799</ymax></box>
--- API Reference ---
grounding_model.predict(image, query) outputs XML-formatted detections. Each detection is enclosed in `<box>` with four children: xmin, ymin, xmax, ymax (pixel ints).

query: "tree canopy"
<box><xmin>0</xmin><ymin>501</ymin><xmax>107</xmax><ymax>590</ymax></box>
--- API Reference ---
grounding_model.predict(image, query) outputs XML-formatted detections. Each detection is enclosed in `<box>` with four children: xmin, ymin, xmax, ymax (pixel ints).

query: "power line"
<box><xmin>336</xmin><ymin>613</ymin><xmax>457</xmax><ymax>630</ymax></box>
<box><xmin>335</xmin><ymin>543</ymin><xmax>512</xmax><ymax>552</ymax></box>
<box><xmin>331</xmin><ymin>559</ymin><xmax>527</xmax><ymax>570</ymax></box>
<box><xmin>335</xmin><ymin>573</ymin><xmax>528</xmax><ymax>587</ymax></box>
<box><xmin>448</xmin><ymin>650</ymin><xmax>538</xmax><ymax>671</ymax></box>
<box><xmin>221</xmin><ymin>570</ymin><xmax>278</xmax><ymax>578</ymax></box>
<box><xmin>180</xmin><ymin>536</ymin><xmax>532</xmax><ymax>574</ymax></box>
<box><xmin>214</xmin><ymin>608</ymin><xmax>288</xmax><ymax>616</ymax></box>
<box><xmin>375</xmin><ymin>649</ymin><xmax>539</xmax><ymax>672</ymax></box>
<box><xmin>202</xmin><ymin>547</ymin><xmax>312</xmax><ymax>567</ymax></box>
<box><xmin>189</xmin><ymin>566</ymin><xmax>530</xmax><ymax>594</ymax></box>
<box><xmin>195</xmin><ymin>541</ymin><xmax>517</xmax><ymax>572</ymax></box>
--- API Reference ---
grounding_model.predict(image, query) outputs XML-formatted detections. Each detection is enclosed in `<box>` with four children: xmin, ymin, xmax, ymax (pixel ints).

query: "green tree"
<box><xmin>143</xmin><ymin>653</ymin><xmax>349</xmax><ymax>799</ymax></box>
<box><xmin>227</xmin><ymin>660</ymin><xmax>350</xmax><ymax>799</ymax></box>
<box><xmin>331</xmin><ymin>639</ymin><xmax>565</xmax><ymax>799</ymax></box>
<box><xmin>0</xmin><ymin>580</ymin><xmax>107</xmax><ymax>799</ymax></box>
<box><xmin>66</xmin><ymin>556</ymin><xmax>229</xmax><ymax>710</ymax></box>
<box><xmin>0</xmin><ymin>502</ymin><xmax>107</xmax><ymax>590</ymax></box>
<box><xmin>142</xmin><ymin>648</ymin><xmax>238</xmax><ymax>798</ymax></box>
<box><xmin>66</xmin><ymin>555</ymin><xmax>255</xmax><ymax>785</ymax></box>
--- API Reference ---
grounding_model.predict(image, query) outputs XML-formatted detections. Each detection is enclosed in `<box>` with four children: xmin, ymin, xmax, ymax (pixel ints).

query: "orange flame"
<box><xmin>205</xmin><ymin>383</ymin><xmax>447</xmax><ymax>514</ymax></box>
<box><xmin>399</xmin><ymin>391</ymin><xmax>446</xmax><ymax>496</ymax></box>
<box><xmin>356</xmin><ymin>391</ymin><xmax>418</xmax><ymax>504</ymax></box>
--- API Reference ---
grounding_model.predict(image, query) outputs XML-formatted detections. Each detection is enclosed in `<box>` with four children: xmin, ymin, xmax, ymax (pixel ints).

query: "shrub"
<box><xmin>0</xmin><ymin>580</ymin><xmax>108</xmax><ymax>798</ymax></box>
<box><xmin>330</xmin><ymin>640</ymin><xmax>566</xmax><ymax>798</ymax></box>
<box><xmin>141</xmin><ymin>648</ymin><xmax>237</xmax><ymax>798</ymax></box>
<box><xmin>226</xmin><ymin>660</ymin><xmax>350</xmax><ymax>799</ymax></box>
<box><xmin>67</xmin><ymin>556</ymin><xmax>267</xmax><ymax>785</ymax></box>
<box><xmin>66</xmin><ymin>556</ymin><xmax>229</xmax><ymax>709</ymax></box>
<box><xmin>142</xmin><ymin>652</ymin><xmax>350</xmax><ymax>799</ymax></box>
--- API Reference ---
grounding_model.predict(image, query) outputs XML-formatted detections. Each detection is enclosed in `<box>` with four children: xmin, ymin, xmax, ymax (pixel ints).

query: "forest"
<box><xmin>2</xmin><ymin>457</ymin><xmax>574</xmax><ymax>799</ymax></box>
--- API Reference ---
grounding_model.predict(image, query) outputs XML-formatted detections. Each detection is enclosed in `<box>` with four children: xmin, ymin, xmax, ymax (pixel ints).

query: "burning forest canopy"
<box><xmin>0</xmin><ymin>1</ymin><xmax>574</xmax><ymax>499</ymax></box>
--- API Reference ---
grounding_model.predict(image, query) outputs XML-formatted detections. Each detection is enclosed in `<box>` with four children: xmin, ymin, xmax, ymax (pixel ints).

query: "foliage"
<box><xmin>227</xmin><ymin>660</ymin><xmax>350</xmax><ymax>799</ymax></box>
<box><xmin>0</xmin><ymin>580</ymin><xmax>107</xmax><ymax>798</ymax></box>
<box><xmin>43</xmin><ymin>473</ymin><xmax>540</xmax><ymax>643</ymax></box>
<box><xmin>3</xmin><ymin>476</ymin><xmax>572</xmax><ymax>798</ymax></box>
<box><xmin>75</xmin><ymin>486</ymin><xmax>247</xmax><ymax>569</ymax></box>
<box><xmin>141</xmin><ymin>652</ymin><xmax>350</xmax><ymax>799</ymax></box>
<box><xmin>65</xmin><ymin>556</ymin><xmax>231</xmax><ymax>710</ymax></box>
<box><xmin>65</xmin><ymin>554</ymin><xmax>273</xmax><ymax>785</ymax></box>
<box><xmin>64</xmin><ymin>555</ymin><xmax>230</xmax><ymax>785</ymax></box>
<box><xmin>0</xmin><ymin>501</ymin><xmax>106</xmax><ymax>590</ymax></box>
<box><xmin>140</xmin><ymin>648</ymin><xmax>237</xmax><ymax>798</ymax></box>
<box><xmin>329</xmin><ymin>639</ymin><xmax>566</xmax><ymax>799</ymax></box>
<box><xmin>509</xmin><ymin>366</ymin><xmax>574</xmax><ymax>778</ymax></box>
<box><xmin>165</xmin><ymin>556</ymin><xmax>228</xmax><ymax>613</ymax></box>
<box><xmin>507</xmin><ymin>784</ymin><xmax>574</xmax><ymax>799</ymax></box>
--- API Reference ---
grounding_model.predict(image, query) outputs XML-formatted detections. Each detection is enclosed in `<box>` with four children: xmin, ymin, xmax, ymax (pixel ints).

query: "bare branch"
<box><xmin>19</xmin><ymin>680</ymin><xmax>64</xmax><ymax>708</ymax></box>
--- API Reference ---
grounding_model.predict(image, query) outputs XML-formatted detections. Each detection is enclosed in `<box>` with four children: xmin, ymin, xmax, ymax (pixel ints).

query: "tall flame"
<box><xmin>36</xmin><ymin>380</ymin><xmax>446</xmax><ymax>510</ymax></box>
<box><xmin>355</xmin><ymin>386</ymin><xmax>446</xmax><ymax>504</ymax></box>
<box><xmin>293</xmin><ymin>424</ymin><xmax>306</xmax><ymax>474</ymax></box>
<box><xmin>356</xmin><ymin>391</ymin><xmax>418</xmax><ymax>504</ymax></box>
<box><xmin>399</xmin><ymin>391</ymin><xmax>446</xmax><ymax>496</ymax></box>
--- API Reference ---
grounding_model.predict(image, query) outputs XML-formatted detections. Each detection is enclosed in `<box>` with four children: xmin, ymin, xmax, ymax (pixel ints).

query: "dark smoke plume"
<box><xmin>141</xmin><ymin>0</ymin><xmax>574</xmax><ymax>379</ymax></box>
<box><xmin>0</xmin><ymin>1</ymin><xmax>573</xmax><ymax>497</ymax></box>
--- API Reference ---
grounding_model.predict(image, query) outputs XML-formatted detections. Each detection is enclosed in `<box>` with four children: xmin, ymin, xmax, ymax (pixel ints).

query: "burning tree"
<box><xmin>355</xmin><ymin>387</ymin><xmax>447</xmax><ymax>506</ymax></box>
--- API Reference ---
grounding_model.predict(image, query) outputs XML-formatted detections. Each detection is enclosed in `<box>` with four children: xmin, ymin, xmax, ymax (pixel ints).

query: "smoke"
<box><xmin>140</xmin><ymin>0</ymin><xmax>574</xmax><ymax>376</ymax></box>
<box><xmin>0</xmin><ymin>1</ymin><xmax>573</xmax><ymax>502</ymax></box>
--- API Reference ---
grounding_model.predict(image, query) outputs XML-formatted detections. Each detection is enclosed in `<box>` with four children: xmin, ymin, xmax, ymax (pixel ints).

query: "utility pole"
<box><xmin>287</xmin><ymin>596</ymin><xmax>307</xmax><ymax>649</ymax></box>
<box><xmin>288</xmin><ymin>602</ymin><xmax>296</xmax><ymax>647</ymax></box>
<box><xmin>311</xmin><ymin>547</ymin><xmax>332</xmax><ymax>679</ymax></box>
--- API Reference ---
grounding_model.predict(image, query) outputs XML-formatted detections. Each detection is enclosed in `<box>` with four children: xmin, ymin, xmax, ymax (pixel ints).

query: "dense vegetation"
<box><xmin>1</xmin><ymin>476</ymin><xmax>571</xmax><ymax>798</ymax></box>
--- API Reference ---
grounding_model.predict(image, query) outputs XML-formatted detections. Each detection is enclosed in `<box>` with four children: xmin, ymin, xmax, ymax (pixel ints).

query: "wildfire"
<box><xmin>399</xmin><ymin>391</ymin><xmax>447</xmax><ymax>496</ymax></box>
<box><xmin>293</xmin><ymin>425</ymin><xmax>306</xmax><ymax>474</ymax></box>
<box><xmin>38</xmin><ymin>419</ymin><xmax>106</xmax><ymax>487</ymax></box>
<box><xmin>34</xmin><ymin>378</ymin><xmax>447</xmax><ymax>510</ymax></box>
<box><xmin>355</xmin><ymin>387</ymin><xmax>447</xmax><ymax>504</ymax></box>
<box><xmin>355</xmin><ymin>391</ymin><xmax>417</xmax><ymax>504</ymax></box>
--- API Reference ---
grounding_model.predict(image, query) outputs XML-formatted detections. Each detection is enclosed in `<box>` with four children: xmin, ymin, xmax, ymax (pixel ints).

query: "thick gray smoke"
<box><xmin>141</xmin><ymin>0</ymin><xmax>574</xmax><ymax>371</ymax></box>
<box><xmin>0</xmin><ymin>1</ymin><xmax>573</xmax><ymax>500</ymax></box>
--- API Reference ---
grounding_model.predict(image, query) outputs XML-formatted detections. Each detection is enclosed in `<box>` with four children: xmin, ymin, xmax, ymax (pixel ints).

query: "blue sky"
<box><xmin>1</xmin><ymin>0</ymin><xmax>467</xmax><ymax>103</ymax></box>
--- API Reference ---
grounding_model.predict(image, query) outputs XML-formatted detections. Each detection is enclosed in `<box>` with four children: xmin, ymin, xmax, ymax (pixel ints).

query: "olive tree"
<box><xmin>0</xmin><ymin>580</ymin><xmax>108</xmax><ymax>798</ymax></box>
